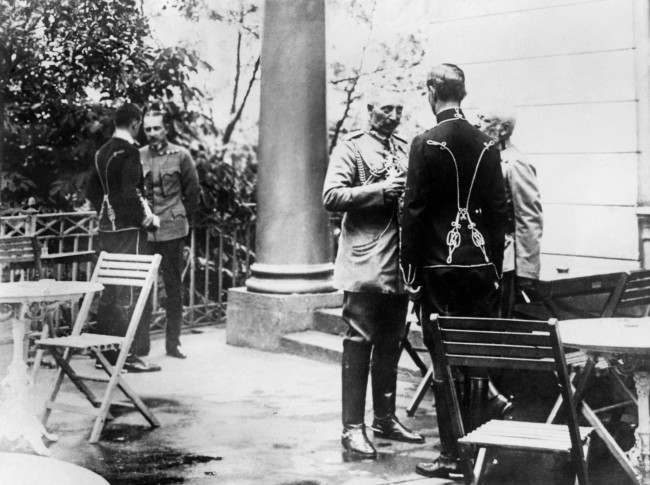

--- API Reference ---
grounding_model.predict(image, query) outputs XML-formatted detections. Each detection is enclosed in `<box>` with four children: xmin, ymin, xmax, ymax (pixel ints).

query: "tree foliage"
<box><xmin>0</xmin><ymin>0</ymin><xmax>212</xmax><ymax>211</ymax></box>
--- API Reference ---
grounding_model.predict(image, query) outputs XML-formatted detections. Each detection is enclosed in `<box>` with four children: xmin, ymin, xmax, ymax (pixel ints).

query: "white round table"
<box><xmin>560</xmin><ymin>317</ymin><xmax>650</xmax><ymax>484</ymax></box>
<box><xmin>0</xmin><ymin>452</ymin><xmax>108</xmax><ymax>484</ymax></box>
<box><xmin>0</xmin><ymin>280</ymin><xmax>103</xmax><ymax>455</ymax></box>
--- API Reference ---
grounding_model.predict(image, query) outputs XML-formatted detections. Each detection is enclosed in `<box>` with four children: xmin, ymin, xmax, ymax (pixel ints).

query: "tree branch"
<box><xmin>231</xmin><ymin>28</ymin><xmax>242</xmax><ymax>114</ymax></box>
<box><xmin>222</xmin><ymin>55</ymin><xmax>260</xmax><ymax>144</ymax></box>
<box><xmin>329</xmin><ymin>79</ymin><xmax>358</xmax><ymax>155</ymax></box>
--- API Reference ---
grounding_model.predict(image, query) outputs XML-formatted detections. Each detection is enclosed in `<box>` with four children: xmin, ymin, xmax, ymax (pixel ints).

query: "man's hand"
<box><xmin>143</xmin><ymin>214</ymin><xmax>160</xmax><ymax>230</ymax></box>
<box><xmin>382</xmin><ymin>173</ymin><xmax>406</xmax><ymax>201</ymax></box>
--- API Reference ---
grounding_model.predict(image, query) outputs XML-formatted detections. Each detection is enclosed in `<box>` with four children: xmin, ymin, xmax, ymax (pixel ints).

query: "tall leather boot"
<box><xmin>341</xmin><ymin>337</ymin><xmax>376</xmax><ymax>460</ymax></box>
<box><xmin>467</xmin><ymin>376</ymin><xmax>489</xmax><ymax>432</ymax></box>
<box><xmin>370</xmin><ymin>339</ymin><xmax>424</xmax><ymax>443</ymax></box>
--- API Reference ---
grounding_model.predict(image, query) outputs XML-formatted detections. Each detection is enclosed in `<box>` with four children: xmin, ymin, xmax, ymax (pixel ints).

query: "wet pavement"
<box><xmin>0</xmin><ymin>326</ymin><xmax>638</xmax><ymax>484</ymax></box>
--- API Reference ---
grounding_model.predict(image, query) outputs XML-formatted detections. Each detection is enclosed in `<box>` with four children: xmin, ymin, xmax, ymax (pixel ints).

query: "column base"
<box><xmin>245</xmin><ymin>263</ymin><xmax>335</xmax><ymax>294</ymax></box>
<box><xmin>225</xmin><ymin>287</ymin><xmax>343</xmax><ymax>351</ymax></box>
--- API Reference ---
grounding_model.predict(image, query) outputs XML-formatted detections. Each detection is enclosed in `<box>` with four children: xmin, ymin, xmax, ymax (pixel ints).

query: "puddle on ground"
<box><xmin>101</xmin><ymin>449</ymin><xmax>222</xmax><ymax>485</ymax></box>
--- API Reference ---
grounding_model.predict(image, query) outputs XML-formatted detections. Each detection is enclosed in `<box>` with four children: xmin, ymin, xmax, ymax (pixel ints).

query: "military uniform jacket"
<box><xmin>401</xmin><ymin>108</ymin><xmax>508</xmax><ymax>277</ymax></box>
<box><xmin>87</xmin><ymin>137</ymin><xmax>147</xmax><ymax>232</ymax></box>
<box><xmin>140</xmin><ymin>141</ymin><xmax>200</xmax><ymax>242</ymax></box>
<box><xmin>501</xmin><ymin>145</ymin><xmax>543</xmax><ymax>279</ymax></box>
<box><xmin>323</xmin><ymin>130</ymin><xmax>408</xmax><ymax>293</ymax></box>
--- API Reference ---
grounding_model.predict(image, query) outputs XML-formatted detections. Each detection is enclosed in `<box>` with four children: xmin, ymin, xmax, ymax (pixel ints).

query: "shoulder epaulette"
<box><xmin>344</xmin><ymin>130</ymin><xmax>365</xmax><ymax>141</ymax></box>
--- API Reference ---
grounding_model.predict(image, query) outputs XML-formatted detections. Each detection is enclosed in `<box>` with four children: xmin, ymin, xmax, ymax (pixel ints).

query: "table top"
<box><xmin>0</xmin><ymin>452</ymin><xmax>108</xmax><ymax>484</ymax></box>
<box><xmin>559</xmin><ymin>317</ymin><xmax>650</xmax><ymax>354</ymax></box>
<box><xmin>0</xmin><ymin>279</ymin><xmax>103</xmax><ymax>304</ymax></box>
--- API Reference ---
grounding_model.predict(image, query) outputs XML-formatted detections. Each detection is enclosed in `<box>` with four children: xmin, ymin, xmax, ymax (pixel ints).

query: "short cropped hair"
<box><xmin>114</xmin><ymin>103</ymin><xmax>142</xmax><ymax>128</ymax></box>
<box><xmin>426</xmin><ymin>63</ymin><xmax>466</xmax><ymax>102</ymax></box>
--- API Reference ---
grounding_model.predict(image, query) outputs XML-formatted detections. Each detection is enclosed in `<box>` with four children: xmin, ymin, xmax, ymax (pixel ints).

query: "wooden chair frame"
<box><xmin>429</xmin><ymin>314</ymin><xmax>592</xmax><ymax>485</ymax></box>
<box><xmin>37</xmin><ymin>251</ymin><xmax>162</xmax><ymax>443</ymax></box>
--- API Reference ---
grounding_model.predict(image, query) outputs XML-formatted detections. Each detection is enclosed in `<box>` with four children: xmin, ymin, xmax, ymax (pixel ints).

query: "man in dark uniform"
<box><xmin>86</xmin><ymin>103</ymin><xmax>161</xmax><ymax>373</ymax></box>
<box><xmin>401</xmin><ymin>64</ymin><xmax>508</xmax><ymax>479</ymax></box>
<box><xmin>323</xmin><ymin>91</ymin><xmax>424</xmax><ymax>460</ymax></box>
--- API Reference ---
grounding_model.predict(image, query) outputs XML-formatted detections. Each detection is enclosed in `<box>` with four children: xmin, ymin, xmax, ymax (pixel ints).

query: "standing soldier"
<box><xmin>86</xmin><ymin>102</ymin><xmax>161</xmax><ymax>373</ymax></box>
<box><xmin>477</xmin><ymin>108</ymin><xmax>543</xmax><ymax>317</ymax></box>
<box><xmin>401</xmin><ymin>64</ymin><xmax>509</xmax><ymax>479</ymax></box>
<box><xmin>140</xmin><ymin>109</ymin><xmax>200</xmax><ymax>359</ymax></box>
<box><xmin>323</xmin><ymin>91</ymin><xmax>424</xmax><ymax>460</ymax></box>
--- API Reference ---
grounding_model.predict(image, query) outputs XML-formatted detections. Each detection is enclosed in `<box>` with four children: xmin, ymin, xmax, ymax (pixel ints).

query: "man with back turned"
<box><xmin>401</xmin><ymin>64</ymin><xmax>508</xmax><ymax>479</ymax></box>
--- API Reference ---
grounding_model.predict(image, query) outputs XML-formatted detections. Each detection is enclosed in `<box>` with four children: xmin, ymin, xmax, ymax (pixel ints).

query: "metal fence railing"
<box><xmin>0</xmin><ymin>210</ymin><xmax>255</xmax><ymax>331</ymax></box>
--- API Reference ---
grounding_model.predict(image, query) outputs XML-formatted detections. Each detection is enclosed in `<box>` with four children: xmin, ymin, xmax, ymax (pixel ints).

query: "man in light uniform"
<box><xmin>477</xmin><ymin>108</ymin><xmax>543</xmax><ymax>317</ymax></box>
<box><xmin>323</xmin><ymin>91</ymin><xmax>424</xmax><ymax>460</ymax></box>
<box><xmin>140</xmin><ymin>110</ymin><xmax>200</xmax><ymax>359</ymax></box>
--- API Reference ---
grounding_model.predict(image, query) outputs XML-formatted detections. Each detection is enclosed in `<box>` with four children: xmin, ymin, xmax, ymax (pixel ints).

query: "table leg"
<box><xmin>629</xmin><ymin>371</ymin><xmax>650</xmax><ymax>483</ymax></box>
<box><xmin>0</xmin><ymin>304</ymin><xmax>57</xmax><ymax>455</ymax></box>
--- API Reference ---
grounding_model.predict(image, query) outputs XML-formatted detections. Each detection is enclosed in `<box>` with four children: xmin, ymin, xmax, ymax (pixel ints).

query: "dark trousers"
<box><xmin>149</xmin><ymin>237</ymin><xmax>185</xmax><ymax>351</ymax></box>
<box><xmin>420</xmin><ymin>267</ymin><xmax>500</xmax><ymax>459</ymax></box>
<box><xmin>341</xmin><ymin>291</ymin><xmax>408</xmax><ymax>427</ymax></box>
<box><xmin>96</xmin><ymin>229</ymin><xmax>151</xmax><ymax>357</ymax></box>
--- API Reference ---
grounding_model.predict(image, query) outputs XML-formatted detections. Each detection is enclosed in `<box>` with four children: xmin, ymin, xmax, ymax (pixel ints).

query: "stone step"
<box><xmin>313</xmin><ymin>306</ymin><xmax>426</xmax><ymax>350</ymax></box>
<box><xmin>280</xmin><ymin>330</ymin><xmax>431</xmax><ymax>382</ymax></box>
<box><xmin>313</xmin><ymin>307</ymin><xmax>345</xmax><ymax>335</ymax></box>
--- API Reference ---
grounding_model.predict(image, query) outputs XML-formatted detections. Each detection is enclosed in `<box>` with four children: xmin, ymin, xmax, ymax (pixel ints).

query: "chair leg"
<box><xmin>458</xmin><ymin>444</ymin><xmax>476</xmax><ymax>485</ymax></box>
<box><xmin>115</xmin><ymin>375</ymin><xmax>159</xmax><ymax>427</ymax></box>
<box><xmin>42</xmin><ymin>348</ymin><xmax>72</xmax><ymax>426</ymax></box>
<box><xmin>406</xmin><ymin>366</ymin><xmax>433</xmax><ymax>417</ymax></box>
<box><xmin>49</xmin><ymin>349</ymin><xmax>101</xmax><ymax>407</ymax></box>
<box><xmin>90</xmin><ymin>351</ymin><xmax>124</xmax><ymax>443</ymax></box>
<box><xmin>473</xmin><ymin>447</ymin><xmax>488</xmax><ymax>485</ymax></box>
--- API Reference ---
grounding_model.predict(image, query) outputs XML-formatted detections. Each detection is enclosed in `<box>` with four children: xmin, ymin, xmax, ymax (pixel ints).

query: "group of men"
<box><xmin>87</xmin><ymin>103</ymin><xmax>200</xmax><ymax>372</ymax></box>
<box><xmin>323</xmin><ymin>63</ymin><xmax>543</xmax><ymax>479</ymax></box>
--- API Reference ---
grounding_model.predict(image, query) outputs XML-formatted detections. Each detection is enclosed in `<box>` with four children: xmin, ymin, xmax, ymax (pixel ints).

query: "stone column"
<box><xmin>226</xmin><ymin>0</ymin><xmax>342</xmax><ymax>350</ymax></box>
<box><xmin>246</xmin><ymin>0</ymin><xmax>334</xmax><ymax>294</ymax></box>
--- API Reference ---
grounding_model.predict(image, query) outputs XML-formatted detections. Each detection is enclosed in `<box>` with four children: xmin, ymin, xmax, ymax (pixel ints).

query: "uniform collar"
<box><xmin>148</xmin><ymin>139</ymin><xmax>170</xmax><ymax>154</ymax></box>
<box><xmin>436</xmin><ymin>107</ymin><xmax>465</xmax><ymax>124</ymax></box>
<box><xmin>367</xmin><ymin>129</ymin><xmax>394</xmax><ymax>148</ymax></box>
<box><xmin>148</xmin><ymin>139</ymin><xmax>181</xmax><ymax>155</ymax></box>
<box><xmin>113</xmin><ymin>128</ymin><xmax>137</xmax><ymax>145</ymax></box>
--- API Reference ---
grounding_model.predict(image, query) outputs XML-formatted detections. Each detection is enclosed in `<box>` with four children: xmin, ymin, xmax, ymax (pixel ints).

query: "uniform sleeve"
<box><xmin>322</xmin><ymin>141</ymin><xmax>387</xmax><ymax>211</ymax></box>
<box><xmin>85</xmin><ymin>163</ymin><xmax>102</xmax><ymax>213</ymax></box>
<box><xmin>120</xmin><ymin>146</ymin><xmax>147</xmax><ymax>224</ymax></box>
<box><xmin>180</xmin><ymin>149</ymin><xmax>201</xmax><ymax>215</ymax></box>
<box><xmin>401</xmin><ymin>135</ymin><xmax>429</xmax><ymax>269</ymax></box>
<box><xmin>511</xmin><ymin>158</ymin><xmax>543</xmax><ymax>279</ymax></box>
<box><xmin>483</xmin><ymin>148</ymin><xmax>508</xmax><ymax>276</ymax></box>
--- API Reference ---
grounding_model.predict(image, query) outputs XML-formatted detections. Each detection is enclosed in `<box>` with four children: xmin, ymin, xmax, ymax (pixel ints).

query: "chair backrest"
<box><xmin>612</xmin><ymin>269</ymin><xmax>650</xmax><ymax>313</ymax></box>
<box><xmin>70</xmin><ymin>251</ymin><xmax>161</xmax><ymax>336</ymax></box>
<box><xmin>429</xmin><ymin>314</ymin><xmax>586</xmax><ymax>468</ymax></box>
<box><xmin>0</xmin><ymin>235</ymin><xmax>42</xmax><ymax>280</ymax></box>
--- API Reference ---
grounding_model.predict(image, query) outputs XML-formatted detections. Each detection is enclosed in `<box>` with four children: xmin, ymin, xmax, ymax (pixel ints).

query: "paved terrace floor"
<box><xmin>0</xmin><ymin>327</ymin><xmax>636</xmax><ymax>484</ymax></box>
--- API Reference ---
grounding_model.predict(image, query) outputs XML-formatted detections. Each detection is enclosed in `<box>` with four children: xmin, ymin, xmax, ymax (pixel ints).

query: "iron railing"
<box><xmin>0</xmin><ymin>210</ymin><xmax>255</xmax><ymax>330</ymax></box>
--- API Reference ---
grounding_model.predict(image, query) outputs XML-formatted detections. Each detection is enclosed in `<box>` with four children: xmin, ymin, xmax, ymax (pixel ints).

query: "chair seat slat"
<box><xmin>38</xmin><ymin>333</ymin><xmax>124</xmax><ymax>350</ymax></box>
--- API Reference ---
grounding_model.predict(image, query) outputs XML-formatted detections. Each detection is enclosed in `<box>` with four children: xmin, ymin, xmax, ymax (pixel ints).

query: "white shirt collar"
<box><xmin>113</xmin><ymin>128</ymin><xmax>136</xmax><ymax>145</ymax></box>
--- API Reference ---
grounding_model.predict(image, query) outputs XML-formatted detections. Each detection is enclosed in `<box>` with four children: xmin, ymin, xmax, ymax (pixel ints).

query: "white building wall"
<box><xmin>420</xmin><ymin>0</ymin><xmax>642</xmax><ymax>274</ymax></box>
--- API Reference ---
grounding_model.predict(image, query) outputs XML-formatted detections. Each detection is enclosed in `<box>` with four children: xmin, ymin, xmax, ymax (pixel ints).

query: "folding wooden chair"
<box><xmin>37</xmin><ymin>251</ymin><xmax>162</xmax><ymax>443</ymax></box>
<box><xmin>429</xmin><ymin>314</ymin><xmax>593</xmax><ymax>485</ymax></box>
